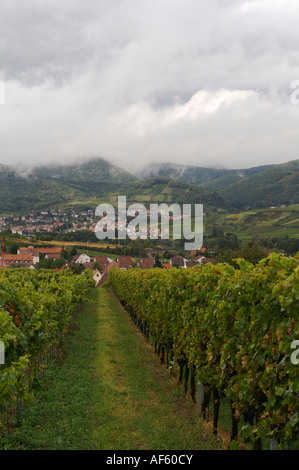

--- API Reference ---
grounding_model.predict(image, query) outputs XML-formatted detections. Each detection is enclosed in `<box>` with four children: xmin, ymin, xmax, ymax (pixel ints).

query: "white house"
<box><xmin>72</xmin><ymin>253</ymin><xmax>91</xmax><ymax>264</ymax></box>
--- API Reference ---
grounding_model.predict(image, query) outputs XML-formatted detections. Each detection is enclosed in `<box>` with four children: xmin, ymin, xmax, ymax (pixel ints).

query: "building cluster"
<box><xmin>0</xmin><ymin>238</ymin><xmax>216</xmax><ymax>294</ymax></box>
<box><xmin>0</xmin><ymin>246</ymin><xmax>64</xmax><ymax>268</ymax></box>
<box><xmin>0</xmin><ymin>240</ymin><xmax>214</xmax><ymax>272</ymax></box>
<box><xmin>0</xmin><ymin>207</ymin><xmax>206</xmax><ymax>240</ymax></box>
<box><xmin>0</xmin><ymin>210</ymin><xmax>96</xmax><ymax>236</ymax></box>
<box><xmin>70</xmin><ymin>253</ymin><xmax>145</xmax><ymax>286</ymax></box>
<box><xmin>70</xmin><ymin>251</ymin><xmax>215</xmax><ymax>287</ymax></box>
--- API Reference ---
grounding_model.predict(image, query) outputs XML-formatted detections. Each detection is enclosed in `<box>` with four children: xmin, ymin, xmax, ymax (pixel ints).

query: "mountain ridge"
<box><xmin>216</xmin><ymin>159</ymin><xmax>299</xmax><ymax>209</ymax></box>
<box><xmin>135</xmin><ymin>161</ymin><xmax>277</xmax><ymax>186</ymax></box>
<box><xmin>0</xmin><ymin>156</ymin><xmax>298</xmax><ymax>214</ymax></box>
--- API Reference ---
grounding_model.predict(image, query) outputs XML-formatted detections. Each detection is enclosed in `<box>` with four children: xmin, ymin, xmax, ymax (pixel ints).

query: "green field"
<box><xmin>205</xmin><ymin>204</ymin><xmax>299</xmax><ymax>240</ymax></box>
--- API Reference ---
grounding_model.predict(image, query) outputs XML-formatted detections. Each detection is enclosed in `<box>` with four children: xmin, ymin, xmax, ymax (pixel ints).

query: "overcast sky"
<box><xmin>1</xmin><ymin>0</ymin><xmax>299</xmax><ymax>172</ymax></box>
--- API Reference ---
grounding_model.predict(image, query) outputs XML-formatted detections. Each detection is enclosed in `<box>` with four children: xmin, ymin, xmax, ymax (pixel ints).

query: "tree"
<box><xmin>69</xmin><ymin>263</ymin><xmax>85</xmax><ymax>274</ymax></box>
<box><xmin>9</xmin><ymin>243</ymin><xmax>19</xmax><ymax>254</ymax></box>
<box><xmin>92</xmin><ymin>261</ymin><xmax>102</xmax><ymax>272</ymax></box>
<box><xmin>216</xmin><ymin>241</ymin><xmax>267</xmax><ymax>266</ymax></box>
<box><xmin>212</xmin><ymin>226</ymin><xmax>224</xmax><ymax>238</ymax></box>
<box><xmin>153</xmin><ymin>254</ymin><xmax>163</xmax><ymax>268</ymax></box>
<box><xmin>71</xmin><ymin>247</ymin><xmax>78</xmax><ymax>257</ymax></box>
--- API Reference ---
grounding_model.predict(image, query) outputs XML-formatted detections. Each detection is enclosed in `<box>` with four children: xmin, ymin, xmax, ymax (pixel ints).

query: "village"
<box><xmin>0</xmin><ymin>209</ymin><xmax>96</xmax><ymax>236</ymax></box>
<box><xmin>0</xmin><ymin>240</ymin><xmax>214</xmax><ymax>287</ymax></box>
<box><xmin>0</xmin><ymin>206</ymin><xmax>200</xmax><ymax>240</ymax></box>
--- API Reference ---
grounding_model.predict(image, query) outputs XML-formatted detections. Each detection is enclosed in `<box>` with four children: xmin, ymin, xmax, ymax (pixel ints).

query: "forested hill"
<box><xmin>0</xmin><ymin>158</ymin><xmax>139</xmax><ymax>214</ymax></box>
<box><xmin>0</xmin><ymin>157</ymin><xmax>298</xmax><ymax>214</ymax></box>
<box><xmin>137</xmin><ymin>162</ymin><xmax>276</xmax><ymax>186</ymax></box>
<box><xmin>209</xmin><ymin>159</ymin><xmax>299</xmax><ymax>209</ymax></box>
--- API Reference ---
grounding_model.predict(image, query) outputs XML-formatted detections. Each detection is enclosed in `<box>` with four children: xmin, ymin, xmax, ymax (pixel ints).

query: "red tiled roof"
<box><xmin>2</xmin><ymin>254</ymin><xmax>34</xmax><ymax>265</ymax></box>
<box><xmin>18</xmin><ymin>247</ymin><xmax>39</xmax><ymax>256</ymax></box>
<box><xmin>93</xmin><ymin>256</ymin><xmax>111</xmax><ymax>271</ymax></box>
<box><xmin>185</xmin><ymin>260</ymin><xmax>199</xmax><ymax>267</ymax></box>
<box><xmin>97</xmin><ymin>272</ymin><xmax>109</xmax><ymax>286</ymax></box>
<box><xmin>38</xmin><ymin>247</ymin><xmax>63</xmax><ymax>254</ymax></box>
<box><xmin>170</xmin><ymin>256</ymin><xmax>185</xmax><ymax>267</ymax></box>
<box><xmin>139</xmin><ymin>258</ymin><xmax>155</xmax><ymax>269</ymax></box>
<box><xmin>53</xmin><ymin>265</ymin><xmax>67</xmax><ymax>272</ymax></box>
<box><xmin>201</xmin><ymin>258</ymin><xmax>215</xmax><ymax>265</ymax></box>
<box><xmin>194</xmin><ymin>255</ymin><xmax>205</xmax><ymax>261</ymax></box>
<box><xmin>117</xmin><ymin>256</ymin><xmax>134</xmax><ymax>269</ymax></box>
<box><xmin>104</xmin><ymin>261</ymin><xmax>119</xmax><ymax>272</ymax></box>
<box><xmin>82</xmin><ymin>262</ymin><xmax>94</xmax><ymax>269</ymax></box>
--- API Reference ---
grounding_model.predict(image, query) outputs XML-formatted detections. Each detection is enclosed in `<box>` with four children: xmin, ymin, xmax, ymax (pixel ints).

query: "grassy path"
<box><xmin>6</xmin><ymin>288</ymin><xmax>223</xmax><ymax>450</ymax></box>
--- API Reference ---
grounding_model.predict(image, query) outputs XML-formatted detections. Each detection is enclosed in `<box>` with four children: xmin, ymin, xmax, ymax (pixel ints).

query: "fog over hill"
<box><xmin>135</xmin><ymin>162</ymin><xmax>276</xmax><ymax>186</ymax></box>
<box><xmin>1</xmin><ymin>2</ymin><xmax>299</xmax><ymax>170</ymax></box>
<box><xmin>0</xmin><ymin>156</ymin><xmax>297</xmax><ymax>214</ymax></box>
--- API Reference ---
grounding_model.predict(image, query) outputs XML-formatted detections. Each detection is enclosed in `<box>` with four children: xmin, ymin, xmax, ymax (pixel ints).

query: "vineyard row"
<box><xmin>108</xmin><ymin>254</ymin><xmax>299</xmax><ymax>449</ymax></box>
<box><xmin>0</xmin><ymin>268</ymin><xmax>94</xmax><ymax>430</ymax></box>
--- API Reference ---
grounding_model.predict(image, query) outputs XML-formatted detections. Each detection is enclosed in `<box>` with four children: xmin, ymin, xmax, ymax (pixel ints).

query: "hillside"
<box><xmin>140</xmin><ymin>160</ymin><xmax>299</xmax><ymax>210</ymax></box>
<box><xmin>205</xmin><ymin>204</ymin><xmax>299</xmax><ymax>240</ymax></box>
<box><xmin>214</xmin><ymin>159</ymin><xmax>299</xmax><ymax>209</ymax></box>
<box><xmin>104</xmin><ymin>177</ymin><xmax>231</xmax><ymax>214</ymax></box>
<box><xmin>0</xmin><ymin>161</ymin><xmax>229</xmax><ymax>215</ymax></box>
<box><xmin>0</xmin><ymin>158</ymin><xmax>139</xmax><ymax>215</ymax></box>
<box><xmin>138</xmin><ymin>162</ymin><xmax>275</xmax><ymax>186</ymax></box>
<box><xmin>1</xmin><ymin>156</ymin><xmax>298</xmax><ymax>219</ymax></box>
<box><xmin>32</xmin><ymin>157</ymin><xmax>138</xmax><ymax>188</ymax></box>
<box><xmin>0</xmin><ymin>169</ymin><xmax>96</xmax><ymax>214</ymax></box>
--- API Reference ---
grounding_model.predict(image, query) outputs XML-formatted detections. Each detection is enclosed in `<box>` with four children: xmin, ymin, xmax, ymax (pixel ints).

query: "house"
<box><xmin>11</xmin><ymin>226</ymin><xmax>23</xmax><ymax>235</ymax></box>
<box><xmin>18</xmin><ymin>246</ymin><xmax>40</xmax><ymax>265</ymax></box>
<box><xmin>81</xmin><ymin>262</ymin><xmax>94</xmax><ymax>270</ymax></box>
<box><xmin>170</xmin><ymin>256</ymin><xmax>186</xmax><ymax>268</ymax></box>
<box><xmin>170</xmin><ymin>256</ymin><xmax>200</xmax><ymax>269</ymax></box>
<box><xmin>138</xmin><ymin>257</ymin><xmax>155</xmax><ymax>269</ymax></box>
<box><xmin>200</xmin><ymin>258</ymin><xmax>215</xmax><ymax>266</ymax></box>
<box><xmin>194</xmin><ymin>252</ymin><xmax>207</xmax><ymax>262</ymax></box>
<box><xmin>185</xmin><ymin>260</ymin><xmax>199</xmax><ymax>268</ymax></box>
<box><xmin>194</xmin><ymin>256</ymin><xmax>215</xmax><ymax>265</ymax></box>
<box><xmin>105</xmin><ymin>260</ymin><xmax>119</xmax><ymax>271</ymax></box>
<box><xmin>45</xmin><ymin>253</ymin><xmax>61</xmax><ymax>260</ymax></box>
<box><xmin>71</xmin><ymin>253</ymin><xmax>91</xmax><ymax>264</ymax></box>
<box><xmin>92</xmin><ymin>269</ymin><xmax>102</xmax><ymax>286</ymax></box>
<box><xmin>92</xmin><ymin>256</ymin><xmax>113</xmax><ymax>272</ymax></box>
<box><xmin>95</xmin><ymin>260</ymin><xmax>119</xmax><ymax>287</ymax></box>
<box><xmin>1</xmin><ymin>254</ymin><xmax>34</xmax><ymax>267</ymax></box>
<box><xmin>96</xmin><ymin>271</ymin><xmax>109</xmax><ymax>286</ymax></box>
<box><xmin>38</xmin><ymin>247</ymin><xmax>64</xmax><ymax>256</ymax></box>
<box><xmin>117</xmin><ymin>256</ymin><xmax>134</xmax><ymax>270</ymax></box>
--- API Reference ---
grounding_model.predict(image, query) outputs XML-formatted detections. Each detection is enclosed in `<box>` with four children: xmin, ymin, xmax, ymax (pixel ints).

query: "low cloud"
<box><xmin>0</xmin><ymin>0</ymin><xmax>299</xmax><ymax>171</ymax></box>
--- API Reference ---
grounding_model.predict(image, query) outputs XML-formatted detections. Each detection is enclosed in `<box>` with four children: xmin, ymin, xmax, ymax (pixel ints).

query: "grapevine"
<box><xmin>108</xmin><ymin>253</ymin><xmax>299</xmax><ymax>449</ymax></box>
